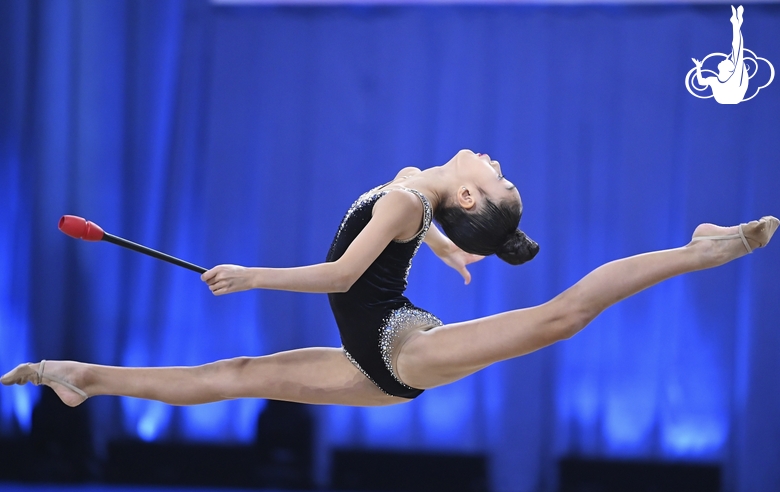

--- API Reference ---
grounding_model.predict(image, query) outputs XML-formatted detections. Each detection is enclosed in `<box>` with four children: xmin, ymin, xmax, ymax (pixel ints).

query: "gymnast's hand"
<box><xmin>202</xmin><ymin>264</ymin><xmax>254</xmax><ymax>295</ymax></box>
<box><xmin>438</xmin><ymin>244</ymin><xmax>484</xmax><ymax>285</ymax></box>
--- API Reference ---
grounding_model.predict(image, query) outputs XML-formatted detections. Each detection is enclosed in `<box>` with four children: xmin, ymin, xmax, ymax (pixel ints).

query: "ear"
<box><xmin>456</xmin><ymin>186</ymin><xmax>476</xmax><ymax>210</ymax></box>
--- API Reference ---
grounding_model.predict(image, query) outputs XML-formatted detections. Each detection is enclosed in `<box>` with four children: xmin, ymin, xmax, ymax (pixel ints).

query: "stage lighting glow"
<box><xmin>12</xmin><ymin>387</ymin><xmax>34</xmax><ymax>433</ymax></box>
<box><xmin>662</xmin><ymin>417</ymin><xmax>727</xmax><ymax>456</ymax></box>
<box><xmin>137</xmin><ymin>405</ymin><xmax>167</xmax><ymax>442</ymax></box>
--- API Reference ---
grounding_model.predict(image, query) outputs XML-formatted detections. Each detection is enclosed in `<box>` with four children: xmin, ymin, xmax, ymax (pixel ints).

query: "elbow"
<box><xmin>333</xmin><ymin>276</ymin><xmax>356</xmax><ymax>293</ymax></box>
<box><xmin>331</xmin><ymin>268</ymin><xmax>357</xmax><ymax>293</ymax></box>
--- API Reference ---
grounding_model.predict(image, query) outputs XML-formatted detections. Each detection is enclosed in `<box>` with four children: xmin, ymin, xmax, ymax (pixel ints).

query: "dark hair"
<box><xmin>434</xmin><ymin>192</ymin><xmax>539</xmax><ymax>265</ymax></box>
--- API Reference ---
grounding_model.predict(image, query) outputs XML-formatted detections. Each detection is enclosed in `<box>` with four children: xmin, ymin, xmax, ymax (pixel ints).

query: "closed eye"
<box><xmin>491</xmin><ymin>161</ymin><xmax>516</xmax><ymax>190</ymax></box>
<box><xmin>499</xmin><ymin>175</ymin><xmax>516</xmax><ymax>191</ymax></box>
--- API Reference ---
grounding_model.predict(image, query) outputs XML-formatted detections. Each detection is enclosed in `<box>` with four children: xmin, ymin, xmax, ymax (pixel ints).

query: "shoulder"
<box><xmin>394</xmin><ymin>167</ymin><xmax>421</xmax><ymax>179</ymax></box>
<box><xmin>373</xmin><ymin>189</ymin><xmax>425</xmax><ymax>241</ymax></box>
<box><xmin>373</xmin><ymin>188</ymin><xmax>423</xmax><ymax>217</ymax></box>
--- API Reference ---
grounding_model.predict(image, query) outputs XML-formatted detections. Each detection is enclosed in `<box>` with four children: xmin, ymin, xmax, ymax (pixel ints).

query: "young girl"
<box><xmin>3</xmin><ymin>149</ymin><xmax>777</xmax><ymax>408</ymax></box>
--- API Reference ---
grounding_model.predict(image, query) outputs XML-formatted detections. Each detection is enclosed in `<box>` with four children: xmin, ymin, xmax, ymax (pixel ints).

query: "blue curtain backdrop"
<box><xmin>1</xmin><ymin>1</ymin><xmax>779</xmax><ymax>491</ymax></box>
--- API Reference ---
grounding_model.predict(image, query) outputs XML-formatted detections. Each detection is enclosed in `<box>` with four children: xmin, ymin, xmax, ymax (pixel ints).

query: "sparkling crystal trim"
<box><xmin>330</xmin><ymin>185</ymin><xmax>387</xmax><ymax>255</ymax></box>
<box><xmin>336</xmin><ymin>185</ymin><xmax>433</xmax><ymax>252</ymax></box>
<box><xmin>379</xmin><ymin>306</ymin><xmax>442</xmax><ymax>390</ymax></box>
<box><xmin>392</xmin><ymin>187</ymin><xmax>433</xmax><ymax>244</ymax></box>
<box><xmin>390</xmin><ymin>187</ymin><xmax>432</xmax><ymax>282</ymax></box>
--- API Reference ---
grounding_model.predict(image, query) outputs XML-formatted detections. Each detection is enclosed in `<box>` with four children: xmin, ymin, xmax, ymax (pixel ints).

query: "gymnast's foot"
<box><xmin>689</xmin><ymin>216</ymin><xmax>779</xmax><ymax>267</ymax></box>
<box><xmin>1</xmin><ymin>360</ymin><xmax>88</xmax><ymax>408</ymax></box>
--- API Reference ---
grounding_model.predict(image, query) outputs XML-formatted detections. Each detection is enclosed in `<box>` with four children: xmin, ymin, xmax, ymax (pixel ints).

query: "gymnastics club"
<box><xmin>58</xmin><ymin>215</ymin><xmax>207</xmax><ymax>274</ymax></box>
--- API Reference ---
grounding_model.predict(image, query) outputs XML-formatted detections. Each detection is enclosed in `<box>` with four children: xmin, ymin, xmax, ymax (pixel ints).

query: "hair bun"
<box><xmin>496</xmin><ymin>229</ymin><xmax>539</xmax><ymax>265</ymax></box>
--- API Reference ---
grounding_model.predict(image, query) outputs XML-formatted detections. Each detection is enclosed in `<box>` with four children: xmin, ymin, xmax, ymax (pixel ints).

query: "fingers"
<box><xmin>201</xmin><ymin>264</ymin><xmax>251</xmax><ymax>296</ymax></box>
<box><xmin>201</xmin><ymin>266</ymin><xmax>221</xmax><ymax>283</ymax></box>
<box><xmin>201</xmin><ymin>265</ymin><xmax>231</xmax><ymax>295</ymax></box>
<box><xmin>457</xmin><ymin>264</ymin><xmax>472</xmax><ymax>285</ymax></box>
<box><xmin>467</xmin><ymin>254</ymin><xmax>486</xmax><ymax>264</ymax></box>
<box><xmin>449</xmin><ymin>252</ymin><xmax>482</xmax><ymax>284</ymax></box>
<box><xmin>201</xmin><ymin>269</ymin><xmax>213</xmax><ymax>283</ymax></box>
<box><xmin>210</xmin><ymin>283</ymin><xmax>230</xmax><ymax>296</ymax></box>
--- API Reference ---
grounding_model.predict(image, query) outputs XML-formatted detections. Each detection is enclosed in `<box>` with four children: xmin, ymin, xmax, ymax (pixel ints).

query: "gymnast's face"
<box><xmin>452</xmin><ymin>149</ymin><xmax>521</xmax><ymax>212</ymax></box>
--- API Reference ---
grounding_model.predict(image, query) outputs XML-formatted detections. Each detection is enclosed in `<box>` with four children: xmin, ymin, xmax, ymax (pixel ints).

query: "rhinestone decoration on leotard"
<box><xmin>379</xmin><ymin>306</ymin><xmax>442</xmax><ymax>390</ymax></box>
<box><xmin>329</xmin><ymin>186</ymin><xmax>433</xmax><ymax>284</ymax></box>
<box><xmin>330</xmin><ymin>186</ymin><xmax>387</xmax><ymax>253</ymax></box>
<box><xmin>391</xmin><ymin>188</ymin><xmax>433</xmax><ymax>282</ymax></box>
<box><xmin>392</xmin><ymin>188</ymin><xmax>432</xmax><ymax>244</ymax></box>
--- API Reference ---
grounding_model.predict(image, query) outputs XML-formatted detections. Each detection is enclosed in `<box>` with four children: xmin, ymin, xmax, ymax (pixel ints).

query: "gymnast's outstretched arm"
<box><xmin>202</xmin><ymin>190</ymin><xmax>423</xmax><ymax>295</ymax></box>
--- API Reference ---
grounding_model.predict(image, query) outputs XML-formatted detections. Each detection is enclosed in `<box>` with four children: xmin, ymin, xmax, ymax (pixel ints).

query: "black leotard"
<box><xmin>326</xmin><ymin>185</ymin><xmax>442</xmax><ymax>399</ymax></box>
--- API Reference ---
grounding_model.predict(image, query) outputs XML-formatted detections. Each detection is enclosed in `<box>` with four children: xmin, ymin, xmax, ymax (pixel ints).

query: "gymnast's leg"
<box><xmin>1</xmin><ymin>348</ymin><xmax>399</xmax><ymax>408</ymax></box>
<box><xmin>397</xmin><ymin>217</ymin><xmax>778</xmax><ymax>389</ymax></box>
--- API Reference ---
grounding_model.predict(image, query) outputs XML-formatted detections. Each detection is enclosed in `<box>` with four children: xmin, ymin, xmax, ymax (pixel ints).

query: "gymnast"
<box><xmin>2</xmin><ymin>149</ymin><xmax>778</xmax><ymax>407</ymax></box>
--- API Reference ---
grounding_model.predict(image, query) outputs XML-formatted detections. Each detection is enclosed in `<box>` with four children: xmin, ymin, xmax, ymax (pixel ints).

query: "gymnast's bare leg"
<box><xmin>2</xmin><ymin>217</ymin><xmax>777</xmax><ymax>407</ymax></box>
<box><xmin>2</xmin><ymin>348</ymin><xmax>397</xmax><ymax>408</ymax></box>
<box><xmin>396</xmin><ymin>217</ymin><xmax>777</xmax><ymax>389</ymax></box>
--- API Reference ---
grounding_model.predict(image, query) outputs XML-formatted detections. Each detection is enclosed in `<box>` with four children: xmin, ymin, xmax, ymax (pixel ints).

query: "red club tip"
<box><xmin>58</xmin><ymin>215</ymin><xmax>105</xmax><ymax>241</ymax></box>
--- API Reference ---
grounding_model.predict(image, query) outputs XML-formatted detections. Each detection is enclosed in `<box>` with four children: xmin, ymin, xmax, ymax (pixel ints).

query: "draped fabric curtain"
<box><xmin>1</xmin><ymin>2</ymin><xmax>779</xmax><ymax>491</ymax></box>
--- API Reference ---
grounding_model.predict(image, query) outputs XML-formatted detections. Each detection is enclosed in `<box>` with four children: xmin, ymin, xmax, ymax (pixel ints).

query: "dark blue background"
<box><xmin>1</xmin><ymin>1</ymin><xmax>779</xmax><ymax>491</ymax></box>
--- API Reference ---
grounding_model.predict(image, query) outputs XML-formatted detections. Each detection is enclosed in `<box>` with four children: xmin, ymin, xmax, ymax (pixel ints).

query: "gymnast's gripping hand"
<box><xmin>202</xmin><ymin>264</ymin><xmax>254</xmax><ymax>296</ymax></box>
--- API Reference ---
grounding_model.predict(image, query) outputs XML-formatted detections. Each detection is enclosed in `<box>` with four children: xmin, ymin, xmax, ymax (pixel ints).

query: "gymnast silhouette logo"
<box><xmin>685</xmin><ymin>5</ymin><xmax>774</xmax><ymax>104</ymax></box>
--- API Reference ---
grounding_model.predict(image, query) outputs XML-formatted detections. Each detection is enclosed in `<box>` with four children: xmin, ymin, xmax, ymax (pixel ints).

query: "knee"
<box><xmin>202</xmin><ymin>356</ymin><xmax>253</xmax><ymax>376</ymax></box>
<box><xmin>548</xmin><ymin>288</ymin><xmax>598</xmax><ymax>341</ymax></box>
<box><xmin>199</xmin><ymin>357</ymin><xmax>255</xmax><ymax>398</ymax></box>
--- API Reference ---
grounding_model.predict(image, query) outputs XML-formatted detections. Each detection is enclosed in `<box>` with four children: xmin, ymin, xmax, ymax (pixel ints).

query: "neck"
<box><xmin>398</xmin><ymin>165</ymin><xmax>458</xmax><ymax>212</ymax></box>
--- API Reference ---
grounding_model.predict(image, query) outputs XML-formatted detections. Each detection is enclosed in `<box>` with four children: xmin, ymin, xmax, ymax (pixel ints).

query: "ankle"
<box><xmin>62</xmin><ymin>361</ymin><xmax>91</xmax><ymax>394</ymax></box>
<box><xmin>685</xmin><ymin>238</ymin><xmax>729</xmax><ymax>269</ymax></box>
